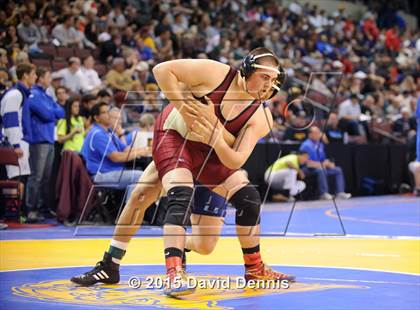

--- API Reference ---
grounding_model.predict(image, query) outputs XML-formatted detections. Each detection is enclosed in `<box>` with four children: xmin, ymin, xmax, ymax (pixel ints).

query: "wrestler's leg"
<box><xmin>161</xmin><ymin>167</ymin><xmax>196</xmax><ymax>295</ymax></box>
<box><xmin>161</xmin><ymin>167</ymin><xmax>194</xmax><ymax>250</ymax></box>
<box><xmin>186</xmin><ymin>214</ymin><xmax>224</xmax><ymax>255</ymax></box>
<box><xmin>112</xmin><ymin>161</ymin><xmax>162</xmax><ymax>243</ymax></box>
<box><xmin>185</xmin><ymin>170</ymin><xmax>253</xmax><ymax>255</ymax></box>
<box><xmin>215</xmin><ymin>170</ymin><xmax>295</xmax><ymax>282</ymax></box>
<box><xmin>70</xmin><ymin>161</ymin><xmax>163</xmax><ymax>285</ymax></box>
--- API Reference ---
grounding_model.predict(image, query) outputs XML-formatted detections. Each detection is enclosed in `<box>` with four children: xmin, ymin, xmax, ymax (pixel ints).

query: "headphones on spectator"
<box><xmin>240</xmin><ymin>53</ymin><xmax>287</xmax><ymax>99</ymax></box>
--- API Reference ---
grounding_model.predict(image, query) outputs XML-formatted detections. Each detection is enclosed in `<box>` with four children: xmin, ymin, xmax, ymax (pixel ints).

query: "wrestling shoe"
<box><xmin>71</xmin><ymin>252</ymin><xmax>119</xmax><ymax>286</ymax></box>
<box><xmin>164</xmin><ymin>267</ymin><xmax>195</xmax><ymax>297</ymax></box>
<box><xmin>245</xmin><ymin>263</ymin><xmax>296</xmax><ymax>283</ymax></box>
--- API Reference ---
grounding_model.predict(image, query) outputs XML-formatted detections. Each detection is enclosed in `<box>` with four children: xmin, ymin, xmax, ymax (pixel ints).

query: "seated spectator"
<box><xmin>286</xmin><ymin>89</ymin><xmax>306</xmax><ymax>118</ymax></box>
<box><xmin>80</xmin><ymin>103</ymin><xmax>150</xmax><ymax>198</ymax></box>
<box><xmin>17</xmin><ymin>13</ymin><xmax>42</xmax><ymax>54</ymax></box>
<box><xmin>299</xmin><ymin>126</ymin><xmax>351</xmax><ymax>200</ymax></box>
<box><xmin>385</xmin><ymin>95</ymin><xmax>402</xmax><ymax>119</ymax></box>
<box><xmin>97</xmin><ymin>89</ymin><xmax>112</xmax><ymax>104</ymax></box>
<box><xmin>33</xmin><ymin>16</ymin><xmax>49</xmax><ymax>45</ymax></box>
<box><xmin>9</xmin><ymin>51</ymin><xmax>30</xmax><ymax>83</ymax></box>
<box><xmin>135</xmin><ymin>36</ymin><xmax>154</xmax><ymax>62</ymax></box>
<box><xmin>100</xmin><ymin>33</ymin><xmax>123</xmax><ymax>64</ymax></box>
<box><xmin>0</xmin><ymin>48</ymin><xmax>8</xmax><ymax>71</ymax></box>
<box><xmin>0</xmin><ymin>48</ymin><xmax>11</xmax><ymax>92</ymax></box>
<box><xmin>0</xmin><ymin>67</ymin><xmax>11</xmax><ymax>94</ymax></box>
<box><xmin>74</xmin><ymin>17</ymin><xmax>96</xmax><ymax>49</ymax></box>
<box><xmin>283</xmin><ymin>116</ymin><xmax>308</xmax><ymax>142</ymax></box>
<box><xmin>79</xmin><ymin>93</ymin><xmax>97</xmax><ymax>129</ymax></box>
<box><xmin>108</xmin><ymin>5</ymin><xmax>127</xmax><ymax>29</ymax></box>
<box><xmin>395</xmin><ymin>90</ymin><xmax>416</xmax><ymax>114</ymax></box>
<box><xmin>122</xmin><ymin>25</ymin><xmax>136</xmax><ymax>48</ymax></box>
<box><xmin>325</xmin><ymin>112</ymin><xmax>344</xmax><ymax>143</ymax></box>
<box><xmin>108</xmin><ymin>107</ymin><xmax>127</xmax><ymax>144</ymax></box>
<box><xmin>264</xmin><ymin>152</ymin><xmax>308</xmax><ymax>201</ymax></box>
<box><xmin>393</xmin><ymin>107</ymin><xmax>416</xmax><ymax>140</ymax></box>
<box><xmin>3</xmin><ymin>25</ymin><xmax>20</xmax><ymax>55</ymax></box>
<box><xmin>125</xmin><ymin>113</ymin><xmax>155</xmax><ymax>148</ymax></box>
<box><xmin>172</xmin><ymin>13</ymin><xmax>188</xmax><ymax>37</ymax></box>
<box><xmin>52</xmin><ymin>14</ymin><xmax>80</xmax><ymax>47</ymax></box>
<box><xmin>54</xmin><ymin>57</ymin><xmax>86</xmax><ymax>93</ymax></box>
<box><xmin>106</xmin><ymin>58</ymin><xmax>139</xmax><ymax>92</ymax></box>
<box><xmin>154</xmin><ymin>29</ymin><xmax>174</xmax><ymax>61</ymax></box>
<box><xmin>135</xmin><ymin>61</ymin><xmax>156</xmax><ymax>85</ymax></box>
<box><xmin>143</xmin><ymin>83</ymin><xmax>164</xmax><ymax>112</ymax></box>
<box><xmin>338</xmin><ymin>93</ymin><xmax>364</xmax><ymax>137</ymax></box>
<box><xmin>57</xmin><ymin>97</ymin><xmax>85</xmax><ymax>152</ymax></box>
<box><xmin>80</xmin><ymin>56</ymin><xmax>102</xmax><ymax>94</ymax></box>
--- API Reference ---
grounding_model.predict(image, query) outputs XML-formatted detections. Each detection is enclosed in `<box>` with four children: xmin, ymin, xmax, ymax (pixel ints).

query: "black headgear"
<box><xmin>239</xmin><ymin>53</ymin><xmax>287</xmax><ymax>99</ymax></box>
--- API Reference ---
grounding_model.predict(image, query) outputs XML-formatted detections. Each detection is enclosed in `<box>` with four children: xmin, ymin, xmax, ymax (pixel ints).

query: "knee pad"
<box><xmin>164</xmin><ymin>186</ymin><xmax>193</xmax><ymax>227</ymax></box>
<box><xmin>229</xmin><ymin>184</ymin><xmax>261</xmax><ymax>226</ymax></box>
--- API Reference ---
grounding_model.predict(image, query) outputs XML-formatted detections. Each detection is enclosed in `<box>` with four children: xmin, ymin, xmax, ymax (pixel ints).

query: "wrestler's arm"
<box><xmin>221</xmin><ymin>127</ymin><xmax>235</xmax><ymax>147</ymax></box>
<box><xmin>211</xmin><ymin>107</ymin><xmax>273</xmax><ymax>169</ymax></box>
<box><xmin>177</xmin><ymin>81</ymin><xmax>236</xmax><ymax>147</ymax></box>
<box><xmin>152</xmin><ymin>59</ymin><xmax>229</xmax><ymax>109</ymax></box>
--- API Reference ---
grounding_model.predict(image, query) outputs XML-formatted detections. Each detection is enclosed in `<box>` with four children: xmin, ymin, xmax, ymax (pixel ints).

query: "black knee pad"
<box><xmin>164</xmin><ymin>186</ymin><xmax>193</xmax><ymax>227</ymax></box>
<box><xmin>229</xmin><ymin>184</ymin><xmax>261</xmax><ymax>226</ymax></box>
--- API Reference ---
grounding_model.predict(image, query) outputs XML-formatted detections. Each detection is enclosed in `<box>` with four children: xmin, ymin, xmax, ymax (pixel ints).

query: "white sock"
<box><xmin>109</xmin><ymin>239</ymin><xmax>129</xmax><ymax>264</ymax></box>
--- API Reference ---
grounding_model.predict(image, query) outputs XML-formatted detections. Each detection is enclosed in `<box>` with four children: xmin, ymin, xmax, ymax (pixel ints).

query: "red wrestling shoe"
<box><xmin>245</xmin><ymin>263</ymin><xmax>296</xmax><ymax>283</ymax></box>
<box><xmin>164</xmin><ymin>266</ymin><xmax>195</xmax><ymax>297</ymax></box>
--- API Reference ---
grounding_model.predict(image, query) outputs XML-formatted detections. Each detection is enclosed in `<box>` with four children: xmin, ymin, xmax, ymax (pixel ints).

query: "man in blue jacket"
<box><xmin>26</xmin><ymin>67</ymin><xmax>64</xmax><ymax>222</ymax></box>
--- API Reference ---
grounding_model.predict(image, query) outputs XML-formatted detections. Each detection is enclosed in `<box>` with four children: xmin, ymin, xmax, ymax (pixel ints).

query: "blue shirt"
<box><xmin>138</xmin><ymin>46</ymin><xmax>153</xmax><ymax>61</ymax></box>
<box><xmin>27</xmin><ymin>85</ymin><xmax>64</xmax><ymax>144</ymax></box>
<box><xmin>125</xmin><ymin>130</ymin><xmax>135</xmax><ymax>146</ymax></box>
<box><xmin>80</xmin><ymin>123</ymin><xmax>127</xmax><ymax>175</ymax></box>
<box><xmin>299</xmin><ymin>138</ymin><xmax>326</xmax><ymax>162</ymax></box>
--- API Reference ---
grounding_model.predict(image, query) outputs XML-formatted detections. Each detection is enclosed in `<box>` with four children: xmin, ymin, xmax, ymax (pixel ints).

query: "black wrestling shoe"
<box><xmin>71</xmin><ymin>252</ymin><xmax>120</xmax><ymax>286</ymax></box>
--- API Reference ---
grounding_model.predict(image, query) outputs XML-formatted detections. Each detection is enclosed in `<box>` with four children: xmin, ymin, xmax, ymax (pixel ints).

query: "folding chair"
<box><xmin>0</xmin><ymin>147</ymin><xmax>24</xmax><ymax>222</ymax></box>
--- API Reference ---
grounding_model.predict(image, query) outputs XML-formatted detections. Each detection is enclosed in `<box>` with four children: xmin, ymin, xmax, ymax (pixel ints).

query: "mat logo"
<box><xmin>12</xmin><ymin>275</ymin><xmax>364</xmax><ymax>309</ymax></box>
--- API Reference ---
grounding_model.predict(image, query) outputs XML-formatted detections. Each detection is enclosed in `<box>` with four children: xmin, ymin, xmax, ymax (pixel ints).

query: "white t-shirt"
<box><xmin>80</xmin><ymin>67</ymin><xmax>102</xmax><ymax>92</ymax></box>
<box><xmin>56</xmin><ymin>68</ymin><xmax>86</xmax><ymax>93</ymax></box>
<box><xmin>338</xmin><ymin>99</ymin><xmax>361</xmax><ymax>120</ymax></box>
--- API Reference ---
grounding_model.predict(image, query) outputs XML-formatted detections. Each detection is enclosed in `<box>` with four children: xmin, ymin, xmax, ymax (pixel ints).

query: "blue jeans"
<box><xmin>339</xmin><ymin>119</ymin><xmax>360</xmax><ymax>136</ymax></box>
<box><xmin>26</xmin><ymin>143</ymin><xmax>55</xmax><ymax>211</ymax></box>
<box><xmin>303</xmin><ymin>166</ymin><xmax>345</xmax><ymax>195</ymax></box>
<box><xmin>93</xmin><ymin>170</ymin><xmax>143</xmax><ymax>202</ymax></box>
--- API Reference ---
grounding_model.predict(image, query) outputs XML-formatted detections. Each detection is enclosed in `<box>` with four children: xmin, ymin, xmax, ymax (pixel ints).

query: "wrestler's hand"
<box><xmin>179</xmin><ymin>96</ymin><xmax>217</xmax><ymax>129</ymax></box>
<box><xmin>189</xmin><ymin>116</ymin><xmax>223</xmax><ymax>148</ymax></box>
<box><xmin>187</xmin><ymin>95</ymin><xmax>218</xmax><ymax>127</ymax></box>
<box><xmin>178</xmin><ymin>102</ymin><xmax>198</xmax><ymax>130</ymax></box>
